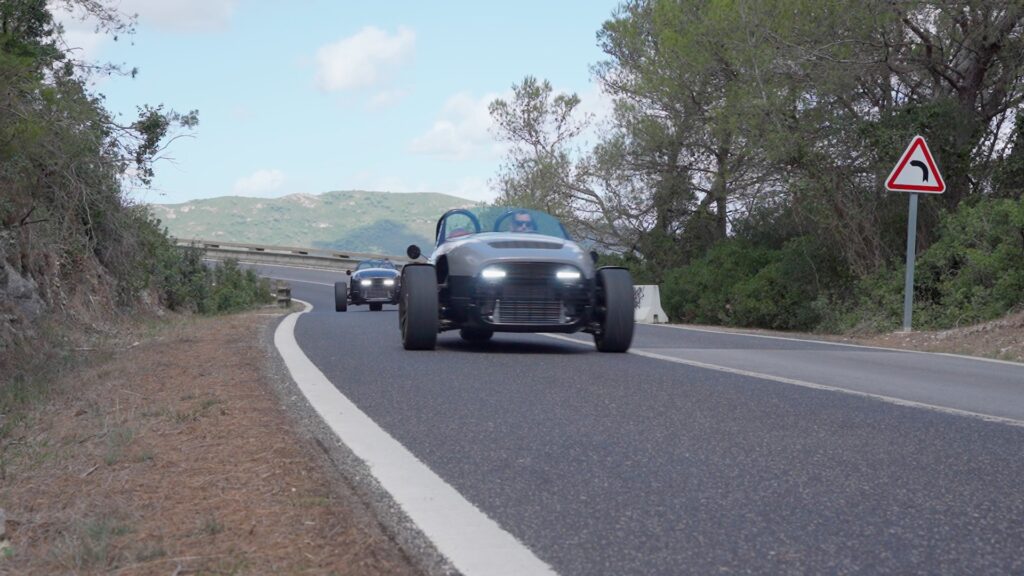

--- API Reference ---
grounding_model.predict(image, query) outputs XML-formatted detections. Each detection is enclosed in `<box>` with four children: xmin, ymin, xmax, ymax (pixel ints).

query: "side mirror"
<box><xmin>346</xmin><ymin>269</ymin><xmax>352</xmax><ymax>276</ymax></box>
<box><xmin>407</xmin><ymin>244</ymin><xmax>422</xmax><ymax>260</ymax></box>
<box><xmin>590</xmin><ymin>250</ymin><xmax>599</xmax><ymax>264</ymax></box>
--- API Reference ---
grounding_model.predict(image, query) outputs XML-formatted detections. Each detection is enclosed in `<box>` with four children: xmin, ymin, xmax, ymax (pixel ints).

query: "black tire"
<box><xmin>400</xmin><ymin>266</ymin><xmax>438</xmax><ymax>350</ymax></box>
<box><xmin>334</xmin><ymin>282</ymin><xmax>348</xmax><ymax>312</ymax></box>
<box><xmin>593</xmin><ymin>268</ymin><xmax>634</xmax><ymax>352</ymax></box>
<box><xmin>459</xmin><ymin>328</ymin><xmax>493</xmax><ymax>342</ymax></box>
<box><xmin>369</xmin><ymin>303</ymin><xmax>383</xmax><ymax>312</ymax></box>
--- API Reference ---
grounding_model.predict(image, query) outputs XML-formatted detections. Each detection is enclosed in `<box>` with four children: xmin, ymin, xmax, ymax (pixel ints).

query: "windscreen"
<box><xmin>437</xmin><ymin>207</ymin><xmax>571</xmax><ymax>244</ymax></box>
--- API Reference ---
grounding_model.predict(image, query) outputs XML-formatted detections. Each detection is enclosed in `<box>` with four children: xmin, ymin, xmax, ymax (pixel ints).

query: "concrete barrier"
<box><xmin>274</xmin><ymin>281</ymin><xmax>292</xmax><ymax>308</ymax></box>
<box><xmin>634</xmin><ymin>285</ymin><xmax>668</xmax><ymax>324</ymax></box>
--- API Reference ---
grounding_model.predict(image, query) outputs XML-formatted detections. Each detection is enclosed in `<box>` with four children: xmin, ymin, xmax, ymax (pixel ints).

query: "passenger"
<box><xmin>448</xmin><ymin>227</ymin><xmax>471</xmax><ymax>239</ymax></box>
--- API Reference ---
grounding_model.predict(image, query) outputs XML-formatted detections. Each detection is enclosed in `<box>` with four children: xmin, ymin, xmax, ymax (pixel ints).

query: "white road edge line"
<box><xmin>651</xmin><ymin>323</ymin><xmax>1024</xmax><ymax>367</ymax></box>
<box><xmin>542</xmin><ymin>333</ymin><xmax>1024</xmax><ymax>429</ymax></box>
<box><xmin>274</xmin><ymin>299</ymin><xmax>557</xmax><ymax>576</ymax></box>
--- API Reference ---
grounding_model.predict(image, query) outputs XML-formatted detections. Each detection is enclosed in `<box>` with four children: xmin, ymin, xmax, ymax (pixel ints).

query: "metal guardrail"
<box><xmin>175</xmin><ymin>239</ymin><xmax>410</xmax><ymax>271</ymax></box>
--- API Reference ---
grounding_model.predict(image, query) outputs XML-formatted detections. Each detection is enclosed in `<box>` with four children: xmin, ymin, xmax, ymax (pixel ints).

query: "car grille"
<box><xmin>360</xmin><ymin>279</ymin><xmax>393</xmax><ymax>300</ymax></box>
<box><xmin>493</xmin><ymin>299</ymin><xmax>565</xmax><ymax>325</ymax></box>
<box><xmin>474</xmin><ymin>262</ymin><xmax>585</xmax><ymax>326</ymax></box>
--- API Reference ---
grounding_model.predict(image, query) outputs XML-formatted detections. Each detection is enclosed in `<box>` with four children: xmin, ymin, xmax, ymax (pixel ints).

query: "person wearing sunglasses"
<box><xmin>509</xmin><ymin>210</ymin><xmax>538</xmax><ymax>233</ymax></box>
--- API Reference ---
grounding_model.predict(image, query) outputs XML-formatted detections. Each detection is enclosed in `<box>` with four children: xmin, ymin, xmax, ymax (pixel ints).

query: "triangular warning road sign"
<box><xmin>886</xmin><ymin>135</ymin><xmax>945</xmax><ymax>193</ymax></box>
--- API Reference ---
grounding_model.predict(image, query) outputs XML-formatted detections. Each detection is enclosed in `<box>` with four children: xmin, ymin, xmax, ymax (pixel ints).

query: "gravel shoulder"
<box><xmin>0</xmin><ymin>309</ymin><xmax>425</xmax><ymax>575</ymax></box>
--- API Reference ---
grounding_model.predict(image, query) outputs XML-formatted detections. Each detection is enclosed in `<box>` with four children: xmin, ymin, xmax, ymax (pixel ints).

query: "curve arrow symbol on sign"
<box><xmin>909</xmin><ymin>160</ymin><xmax>929</xmax><ymax>182</ymax></box>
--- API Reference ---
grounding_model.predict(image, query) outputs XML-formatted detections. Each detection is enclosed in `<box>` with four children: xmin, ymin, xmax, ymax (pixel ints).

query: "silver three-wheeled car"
<box><xmin>399</xmin><ymin>208</ymin><xmax>634</xmax><ymax>352</ymax></box>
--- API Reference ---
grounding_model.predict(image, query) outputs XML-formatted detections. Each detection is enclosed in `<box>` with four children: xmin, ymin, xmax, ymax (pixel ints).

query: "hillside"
<box><xmin>150</xmin><ymin>190</ymin><xmax>478</xmax><ymax>255</ymax></box>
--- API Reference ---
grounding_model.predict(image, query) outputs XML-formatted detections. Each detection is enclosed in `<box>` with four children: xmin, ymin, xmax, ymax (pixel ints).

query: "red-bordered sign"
<box><xmin>885</xmin><ymin>135</ymin><xmax>945</xmax><ymax>193</ymax></box>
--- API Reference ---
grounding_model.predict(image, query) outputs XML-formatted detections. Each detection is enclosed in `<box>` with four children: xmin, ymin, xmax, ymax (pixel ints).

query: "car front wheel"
<box><xmin>400</xmin><ymin>266</ymin><xmax>438</xmax><ymax>350</ymax></box>
<box><xmin>334</xmin><ymin>282</ymin><xmax>348</xmax><ymax>312</ymax></box>
<box><xmin>593</xmin><ymin>268</ymin><xmax>634</xmax><ymax>352</ymax></box>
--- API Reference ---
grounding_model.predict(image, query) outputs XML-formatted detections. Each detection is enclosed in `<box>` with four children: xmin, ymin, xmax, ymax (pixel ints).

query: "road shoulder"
<box><xmin>0</xmin><ymin>310</ymin><xmax>426</xmax><ymax>575</ymax></box>
<box><xmin>663</xmin><ymin>310</ymin><xmax>1024</xmax><ymax>364</ymax></box>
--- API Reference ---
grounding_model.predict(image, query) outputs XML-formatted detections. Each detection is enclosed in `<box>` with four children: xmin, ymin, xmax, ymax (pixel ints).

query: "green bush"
<box><xmin>816</xmin><ymin>268</ymin><xmax>904</xmax><ymax>333</ymax></box>
<box><xmin>661</xmin><ymin>240</ymin><xmax>774</xmax><ymax>325</ymax></box>
<box><xmin>730</xmin><ymin>237</ymin><xmax>846</xmax><ymax>330</ymax></box>
<box><xmin>660</xmin><ymin>198</ymin><xmax>1024</xmax><ymax>333</ymax></box>
<box><xmin>125</xmin><ymin>212</ymin><xmax>271</xmax><ymax>315</ymax></box>
<box><xmin>661</xmin><ymin>237</ymin><xmax>847</xmax><ymax>330</ymax></box>
<box><xmin>202</xmin><ymin>259</ymin><xmax>273</xmax><ymax>314</ymax></box>
<box><xmin>912</xmin><ymin>197</ymin><xmax>1024</xmax><ymax>327</ymax></box>
<box><xmin>806</xmin><ymin>197</ymin><xmax>1024</xmax><ymax>332</ymax></box>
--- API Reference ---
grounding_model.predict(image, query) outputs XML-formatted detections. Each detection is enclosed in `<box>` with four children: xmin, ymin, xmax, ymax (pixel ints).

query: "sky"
<box><xmin>55</xmin><ymin>0</ymin><xmax>621</xmax><ymax>205</ymax></box>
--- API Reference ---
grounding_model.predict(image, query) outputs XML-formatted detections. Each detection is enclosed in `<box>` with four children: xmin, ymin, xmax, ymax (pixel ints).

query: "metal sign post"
<box><xmin>885</xmin><ymin>135</ymin><xmax>945</xmax><ymax>333</ymax></box>
<box><xmin>901</xmin><ymin>193</ymin><xmax>918</xmax><ymax>332</ymax></box>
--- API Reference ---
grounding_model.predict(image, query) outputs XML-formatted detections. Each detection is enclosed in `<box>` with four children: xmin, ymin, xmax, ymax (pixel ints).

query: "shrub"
<box><xmin>662</xmin><ymin>236</ymin><xmax>849</xmax><ymax>330</ymax></box>
<box><xmin>811</xmin><ymin>197</ymin><xmax>1024</xmax><ymax>332</ymax></box>
<box><xmin>730</xmin><ymin>237</ymin><xmax>847</xmax><ymax>330</ymax></box>
<box><xmin>661</xmin><ymin>240</ymin><xmax>774</xmax><ymax>325</ymax></box>
<box><xmin>912</xmin><ymin>197</ymin><xmax>1024</xmax><ymax>327</ymax></box>
<box><xmin>817</xmin><ymin>268</ymin><xmax>904</xmax><ymax>333</ymax></box>
<box><xmin>202</xmin><ymin>259</ymin><xmax>273</xmax><ymax>314</ymax></box>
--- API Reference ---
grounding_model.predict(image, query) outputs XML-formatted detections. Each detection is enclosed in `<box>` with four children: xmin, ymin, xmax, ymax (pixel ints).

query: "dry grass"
<box><xmin>846</xmin><ymin>310</ymin><xmax>1024</xmax><ymax>362</ymax></box>
<box><xmin>0</xmin><ymin>311</ymin><xmax>420</xmax><ymax>575</ymax></box>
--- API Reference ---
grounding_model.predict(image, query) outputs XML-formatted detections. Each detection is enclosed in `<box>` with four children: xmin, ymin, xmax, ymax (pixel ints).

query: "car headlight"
<box><xmin>383</xmin><ymin>279</ymin><xmax>395</xmax><ymax>286</ymax></box>
<box><xmin>556</xmin><ymin>269</ymin><xmax>581</xmax><ymax>281</ymax></box>
<box><xmin>360</xmin><ymin>279</ymin><xmax>372</xmax><ymax>286</ymax></box>
<box><xmin>481</xmin><ymin>266</ymin><xmax>506</xmax><ymax>280</ymax></box>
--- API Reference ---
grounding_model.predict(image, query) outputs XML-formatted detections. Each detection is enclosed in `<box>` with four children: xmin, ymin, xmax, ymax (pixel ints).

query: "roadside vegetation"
<box><xmin>0</xmin><ymin>2</ymin><xmax>270</xmax><ymax>437</ymax></box>
<box><xmin>0</xmin><ymin>313</ymin><xmax>419</xmax><ymax>574</ymax></box>
<box><xmin>492</xmin><ymin>0</ymin><xmax>1024</xmax><ymax>333</ymax></box>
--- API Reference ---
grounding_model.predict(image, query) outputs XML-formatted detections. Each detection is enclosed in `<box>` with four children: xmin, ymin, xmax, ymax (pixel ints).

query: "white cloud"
<box><xmin>409</xmin><ymin>92</ymin><xmax>506</xmax><ymax>160</ymax></box>
<box><xmin>450</xmin><ymin>176</ymin><xmax>497</xmax><ymax>203</ymax></box>
<box><xmin>118</xmin><ymin>0</ymin><xmax>238</xmax><ymax>32</ymax></box>
<box><xmin>369</xmin><ymin>89</ymin><xmax>409</xmax><ymax>109</ymax></box>
<box><xmin>233</xmin><ymin>169</ymin><xmax>286</xmax><ymax>197</ymax></box>
<box><xmin>315</xmin><ymin>26</ymin><xmax>415</xmax><ymax>92</ymax></box>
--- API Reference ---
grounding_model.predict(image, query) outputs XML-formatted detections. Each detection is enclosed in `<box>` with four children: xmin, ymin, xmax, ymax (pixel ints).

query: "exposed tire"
<box><xmin>459</xmin><ymin>328</ymin><xmax>493</xmax><ymax>342</ymax></box>
<box><xmin>369</xmin><ymin>303</ymin><xmax>383</xmax><ymax>312</ymax></box>
<box><xmin>334</xmin><ymin>282</ymin><xmax>348</xmax><ymax>312</ymax></box>
<box><xmin>593</xmin><ymin>268</ymin><xmax>634</xmax><ymax>352</ymax></box>
<box><xmin>400</xmin><ymin>266</ymin><xmax>438</xmax><ymax>350</ymax></box>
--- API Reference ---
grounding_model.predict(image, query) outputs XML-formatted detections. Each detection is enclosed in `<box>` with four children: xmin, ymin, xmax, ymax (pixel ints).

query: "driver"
<box><xmin>510</xmin><ymin>210</ymin><xmax>538</xmax><ymax>233</ymax></box>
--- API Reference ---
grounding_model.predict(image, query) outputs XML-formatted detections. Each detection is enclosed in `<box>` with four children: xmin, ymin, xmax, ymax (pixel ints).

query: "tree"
<box><xmin>492</xmin><ymin>0</ymin><xmax>1024</xmax><ymax>284</ymax></box>
<box><xmin>0</xmin><ymin>0</ymin><xmax>198</xmax><ymax>303</ymax></box>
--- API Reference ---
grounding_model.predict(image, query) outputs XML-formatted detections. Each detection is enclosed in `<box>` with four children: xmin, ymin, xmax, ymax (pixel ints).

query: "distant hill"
<box><xmin>150</xmin><ymin>191</ymin><xmax>478</xmax><ymax>255</ymax></box>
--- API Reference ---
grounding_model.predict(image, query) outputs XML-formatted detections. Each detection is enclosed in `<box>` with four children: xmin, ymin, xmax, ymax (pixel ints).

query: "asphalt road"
<box><xmin>254</xmin><ymin>263</ymin><xmax>1024</xmax><ymax>575</ymax></box>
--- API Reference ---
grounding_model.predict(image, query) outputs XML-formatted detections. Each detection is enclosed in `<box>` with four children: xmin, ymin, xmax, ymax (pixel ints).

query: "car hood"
<box><xmin>433</xmin><ymin>232</ymin><xmax>595</xmax><ymax>278</ymax></box>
